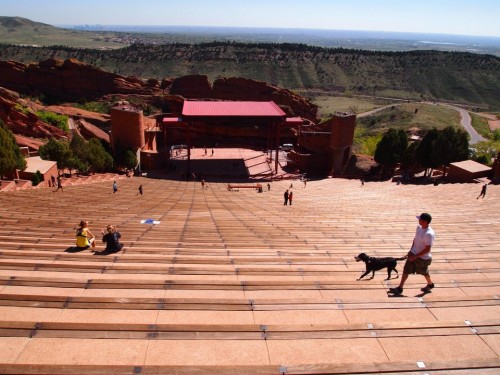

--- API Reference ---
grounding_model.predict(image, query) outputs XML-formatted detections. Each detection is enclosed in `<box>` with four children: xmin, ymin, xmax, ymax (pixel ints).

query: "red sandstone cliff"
<box><xmin>0</xmin><ymin>87</ymin><xmax>67</xmax><ymax>148</ymax></box>
<box><xmin>169</xmin><ymin>75</ymin><xmax>318</xmax><ymax>122</ymax></box>
<box><xmin>0</xmin><ymin>59</ymin><xmax>318</xmax><ymax>121</ymax></box>
<box><xmin>0</xmin><ymin>59</ymin><xmax>163</xmax><ymax>101</ymax></box>
<box><xmin>0</xmin><ymin>58</ymin><xmax>320</xmax><ymax>150</ymax></box>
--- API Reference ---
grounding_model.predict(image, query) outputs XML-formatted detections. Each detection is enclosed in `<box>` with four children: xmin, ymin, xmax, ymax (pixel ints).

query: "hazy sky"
<box><xmin>3</xmin><ymin>0</ymin><xmax>500</xmax><ymax>37</ymax></box>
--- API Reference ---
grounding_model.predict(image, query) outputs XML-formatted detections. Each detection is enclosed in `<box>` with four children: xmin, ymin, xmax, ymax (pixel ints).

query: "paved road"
<box><xmin>357</xmin><ymin>102</ymin><xmax>487</xmax><ymax>144</ymax></box>
<box><xmin>440</xmin><ymin>103</ymin><xmax>486</xmax><ymax>144</ymax></box>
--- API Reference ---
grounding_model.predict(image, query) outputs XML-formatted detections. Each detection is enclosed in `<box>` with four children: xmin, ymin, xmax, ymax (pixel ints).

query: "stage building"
<box><xmin>110</xmin><ymin>100</ymin><xmax>356</xmax><ymax>176</ymax></box>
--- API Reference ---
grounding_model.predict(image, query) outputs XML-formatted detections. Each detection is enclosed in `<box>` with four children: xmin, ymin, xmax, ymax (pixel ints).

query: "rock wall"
<box><xmin>213</xmin><ymin>77</ymin><xmax>318</xmax><ymax>122</ymax></box>
<box><xmin>0</xmin><ymin>87</ymin><xmax>67</xmax><ymax>147</ymax></box>
<box><xmin>168</xmin><ymin>75</ymin><xmax>318</xmax><ymax>122</ymax></box>
<box><xmin>0</xmin><ymin>59</ymin><xmax>162</xmax><ymax>101</ymax></box>
<box><xmin>0</xmin><ymin>59</ymin><xmax>318</xmax><ymax>121</ymax></box>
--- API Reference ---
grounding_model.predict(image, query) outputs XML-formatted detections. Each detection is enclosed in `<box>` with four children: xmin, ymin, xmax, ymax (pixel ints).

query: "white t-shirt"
<box><xmin>411</xmin><ymin>225</ymin><xmax>435</xmax><ymax>260</ymax></box>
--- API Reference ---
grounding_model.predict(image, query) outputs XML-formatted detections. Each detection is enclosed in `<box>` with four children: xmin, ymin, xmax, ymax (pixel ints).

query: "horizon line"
<box><xmin>55</xmin><ymin>24</ymin><xmax>500</xmax><ymax>39</ymax></box>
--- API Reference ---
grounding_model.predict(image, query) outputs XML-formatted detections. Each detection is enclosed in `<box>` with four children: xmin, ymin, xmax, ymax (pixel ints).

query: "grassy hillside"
<box><xmin>356</xmin><ymin>103</ymin><xmax>460</xmax><ymax>134</ymax></box>
<box><xmin>1</xmin><ymin>42</ymin><xmax>498</xmax><ymax>110</ymax></box>
<box><xmin>352</xmin><ymin>103</ymin><xmax>461</xmax><ymax>155</ymax></box>
<box><xmin>0</xmin><ymin>16</ymin><xmax>127</xmax><ymax>48</ymax></box>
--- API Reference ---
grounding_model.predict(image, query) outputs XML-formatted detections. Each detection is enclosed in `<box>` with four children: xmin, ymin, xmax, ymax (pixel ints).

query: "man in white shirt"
<box><xmin>389</xmin><ymin>213</ymin><xmax>435</xmax><ymax>295</ymax></box>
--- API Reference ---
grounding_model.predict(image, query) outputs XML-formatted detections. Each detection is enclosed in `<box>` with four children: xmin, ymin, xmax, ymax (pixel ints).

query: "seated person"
<box><xmin>101</xmin><ymin>225</ymin><xmax>124</xmax><ymax>253</ymax></box>
<box><xmin>76</xmin><ymin>220</ymin><xmax>95</xmax><ymax>250</ymax></box>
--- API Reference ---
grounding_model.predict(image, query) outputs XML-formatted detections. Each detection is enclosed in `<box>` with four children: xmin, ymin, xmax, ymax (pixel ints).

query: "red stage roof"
<box><xmin>182</xmin><ymin>101</ymin><xmax>286</xmax><ymax>117</ymax></box>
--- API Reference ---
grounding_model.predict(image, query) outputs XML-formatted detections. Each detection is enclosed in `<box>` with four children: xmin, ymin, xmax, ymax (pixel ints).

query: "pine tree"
<box><xmin>374</xmin><ymin>128</ymin><xmax>408</xmax><ymax>168</ymax></box>
<box><xmin>0</xmin><ymin>120</ymin><xmax>26</xmax><ymax>179</ymax></box>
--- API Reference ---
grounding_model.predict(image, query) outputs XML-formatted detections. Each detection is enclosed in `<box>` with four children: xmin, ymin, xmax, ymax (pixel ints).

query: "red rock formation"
<box><xmin>0</xmin><ymin>87</ymin><xmax>67</xmax><ymax>149</ymax></box>
<box><xmin>212</xmin><ymin>77</ymin><xmax>318</xmax><ymax>122</ymax></box>
<box><xmin>0</xmin><ymin>59</ymin><xmax>163</xmax><ymax>101</ymax></box>
<box><xmin>168</xmin><ymin>75</ymin><xmax>318</xmax><ymax>122</ymax></box>
<box><xmin>76</xmin><ymin>118</ymin><xmax>110</xmax><ymax>143</ymax></box>
<box><xmin>1</xmin><ymin>58</ymin><xmax>320</xmax><ymax>152</ymax></box>
<box><xmin>1</xmin><ymin>58</ymin><xmax>318</xmax><ymax>121</ymax></box>
<box><xmin>170</xmin><ymin>75</ymin><xmax>213</xmax><ymax>99</ymax></box>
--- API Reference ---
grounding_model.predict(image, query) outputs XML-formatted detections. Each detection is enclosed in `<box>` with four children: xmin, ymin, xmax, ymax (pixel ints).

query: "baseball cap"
<box><xmin>416</xmin><ymin>213</ymin><xmax>432</xmax><ymax>223</ymax></box>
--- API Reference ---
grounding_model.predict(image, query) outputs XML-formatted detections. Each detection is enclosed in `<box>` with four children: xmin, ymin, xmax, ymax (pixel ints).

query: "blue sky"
<box><xmin>2</xmin><ymin>0</ymin><xmax>500</xmax><ymax>37</ymax></box>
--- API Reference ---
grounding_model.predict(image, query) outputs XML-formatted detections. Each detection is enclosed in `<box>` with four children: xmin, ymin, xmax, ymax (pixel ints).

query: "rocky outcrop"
<box><xmin>213</xmin><ymin>77</ymin><xmax>318</xmax><ymax>122</ymax></box>
<box><xmin>1</xmin><ymin>59</ymin><xmax>320</xmax><ymax>151</ymax></box>
<box><xmin>0</xmin><ymin>87</ymin><xmax>67</xmax><ymax>148</ymax></box>
<box><xmin>0</xmin><ymin>59</ymin><xmax>163</xmax><ymax>101</ymax></box>
<box><xmin>0</xmin><ymin>58</ymin><xmax>318</xmax><ymax>121</ymax></box>
<box><xmin>168</xmin><ymin>75</ymin><xmax>318</xmax><ymax>122</ymax></box>
<box><xmin>170</xmin><ymin>75</ymin><xmax>212</xmax><ymax>99</ymax></box>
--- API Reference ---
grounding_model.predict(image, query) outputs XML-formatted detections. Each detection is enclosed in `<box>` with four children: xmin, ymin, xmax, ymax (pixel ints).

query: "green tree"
<box><xmin>374</xmin><ymin>128</ymin><xmax>408</xmax><ymax>168</ymax></box>
<box><xmin>124</xmin><ymin>149</ymin><xmax>138</xmax><ymax>170</ymax></box>
<box><xmin>70</xmin><ymin>134</ymin><xmax>87</xmax><ymax>163</ymax></box>
<box><xmin>70</xmin><ymin>134</ymin><xmax>114</xmax><ymax>174</ymax></box>
<box><xmin>113</xmin><ymin>141</ymin><xmax>137</xmax><ymax>170</ymax></box>
<box><xmin>31</xmin><ymin>170</ymin><xmax>43</xmax><ymax>186</ymax></box>
<box><xmin>416</xmin><ymin>128</ymin><xmax>439</xmax><ymax>177</ymax></box>
<box><xmin>433</xmin><ymin>126</ymin><xmax>469</xmax><ymax>176</ymax></box>
<box><xmin>400</xmin><ymin>141</ymin><xmax>419</xmax><ymax>176</ymax></box>
<box><xmin>0</xmin><ymin>120</ymin><xmax>26</xmax><ymax>179</ymax></box>
<box><xmin>86</xmin><ymin>138</ymin><xmax>113</xmax><ymax>172</ymax></box>
<box><xmin>39</xmin><ymin>138</ymin><xmax>72</xmax><ymax>173</ymax></box>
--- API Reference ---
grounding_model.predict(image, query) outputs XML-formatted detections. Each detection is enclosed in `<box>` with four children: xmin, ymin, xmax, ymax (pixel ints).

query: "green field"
<box><xmin>351</xmin><ymin>102</ymin><xmax>461</xmax><ymax>156</ymax></box>
<box><xmin>356</xmin><ymin>103</ymin><xmax>460</xmax><ymax>134</ymax></box>
<box><xmin>307</xmin><ymin>94</ymin><xmax>393</xmax><ymax>119</ymax></box>
<box><xmin>471</xmin><ymin>113</ymin><xmax>493</xmax><ymax>138</ymax></box>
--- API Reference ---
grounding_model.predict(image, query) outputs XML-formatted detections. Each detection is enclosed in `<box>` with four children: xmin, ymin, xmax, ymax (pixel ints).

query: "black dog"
<box><xmin>354</xmin><ymin>253</ymin><xmax>407</xmax><ymax>280</ymax></box>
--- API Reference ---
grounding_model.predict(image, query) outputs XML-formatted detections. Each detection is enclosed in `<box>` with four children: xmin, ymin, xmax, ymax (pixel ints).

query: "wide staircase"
<box><xmin>0</xmin><ymin>177</ymin><xmax>499</xmax><ymax>374</ymax></box>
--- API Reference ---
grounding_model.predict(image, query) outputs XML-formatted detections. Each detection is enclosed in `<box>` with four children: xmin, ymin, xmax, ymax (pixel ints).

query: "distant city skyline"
<box><xmin>2</xmin><ymin>0</ymin><xmax>500</xmax><ymax>38</ymax></box>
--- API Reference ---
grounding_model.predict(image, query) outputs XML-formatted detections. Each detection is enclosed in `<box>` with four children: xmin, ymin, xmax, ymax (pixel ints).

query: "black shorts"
<box><xmin>403</xmin><ymin>257</ymin><xmax>432</xmax><ymax>275</ymax></box>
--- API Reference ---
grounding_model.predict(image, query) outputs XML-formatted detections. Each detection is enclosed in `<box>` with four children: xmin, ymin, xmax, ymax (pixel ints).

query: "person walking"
<box><xmin>138</xmin><ymin>184</ymin><xmax>143</xmax><ymax>196</ymax></box>
<box><xmin>75</xmin><ymin>220</ymin><xmax>95</xmax><ymax>251</ymax></box>
<box><xmin>267</xmin><ymin>183</ymin><xmax>271</xmax><ymax>191</ymax></box>
<box><xmin>288</xmin><ymin>191</ymin><xmax>293</xmax><ymax>205</ymax></box>
<box><xmin>113</xmin><ymin>181</ymin><xmax>118</xmax><ymax>193</ymax></box>
<box><xmin>100</xmin><ymin>225</ymin><xmax>124</xmax><ymax>253</ymax></box>
<box><xmin>284</xmin><ymin>189</ymin><xmax>289</xmax><ymax>205</ymax></box>
<box><xmin>55</xmin><ymin>176</ymin><xmax>63</xmax><ymax>192</ymax></box>
<box><xmin>389</xmin><ymin>213</ymin><xmax>435</xmax><ymax>295</ymax></box>
<box><xmin>477</xmin><ymin>183</ymin><xmax>487</xmax><ymax>199</ymax></box>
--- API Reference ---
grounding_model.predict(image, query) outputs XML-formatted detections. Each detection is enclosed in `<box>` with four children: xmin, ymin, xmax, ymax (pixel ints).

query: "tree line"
<box><xmin>374</xmin><ymin>126</ymin><xmax>469</xmax><ymax>178</ymax></box>
<box><xmin>0</xmin><ymin>120</ymin><xmax>137</xmax><ymax>182</ymax></box>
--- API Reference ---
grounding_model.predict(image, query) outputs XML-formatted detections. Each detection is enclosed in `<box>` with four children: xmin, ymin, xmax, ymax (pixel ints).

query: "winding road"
<box><xmin>440</xmin><ymin>103</ymin><xmax>486</xmax><ymax>144</ymax></box>
<box><xmin>358</xmin><ymin>101</ymin><xmax>486</xmax><ymax>145</ymax></box>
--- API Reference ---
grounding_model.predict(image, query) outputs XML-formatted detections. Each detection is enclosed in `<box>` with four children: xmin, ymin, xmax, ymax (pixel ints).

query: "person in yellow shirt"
<box><xmin>75</xmin><ymin>220</ymin><xmax>95</xmax><ymax>250</ymax></box>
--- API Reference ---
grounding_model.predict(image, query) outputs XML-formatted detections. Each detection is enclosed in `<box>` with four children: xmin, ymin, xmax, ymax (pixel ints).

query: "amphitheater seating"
<box><xmin>0</xmin><ymin>174</ymin><xmax>499</xmax><ymax>374</ymax></box>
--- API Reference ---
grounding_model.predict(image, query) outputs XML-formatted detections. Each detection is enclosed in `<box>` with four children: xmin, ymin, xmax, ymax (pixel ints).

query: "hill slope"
<box><xmin>1</xmin><ymin>42</ymin><xmax>499</xmax><ymax>109</ymax></box>
<box><xmin>0</xmin><ymin>16</ymin><xmax>127</xmax><ymax>48</ymax></box>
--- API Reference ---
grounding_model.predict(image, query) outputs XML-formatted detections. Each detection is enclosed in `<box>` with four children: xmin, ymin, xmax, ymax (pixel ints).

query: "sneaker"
<box><xmin>389</xmin><ymin>286</ymin><xmax>403</xmax><ymax>295</ymax></box>
<box><xmin>421</xmin><ymin>283</ymin><xmax>435</xmax><ymax>292</ymax></box>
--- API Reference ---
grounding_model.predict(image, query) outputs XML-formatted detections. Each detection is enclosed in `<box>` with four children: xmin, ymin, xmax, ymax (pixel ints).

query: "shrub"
<box><xmin>31</xmin><ymin>170</ymin><xmax>43</xmax><ymax>186</ymax></box>
<box><xmin>36</xmin><ymin>111</ymin><xmax>69</xmax><ymax>131</ymax></box>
